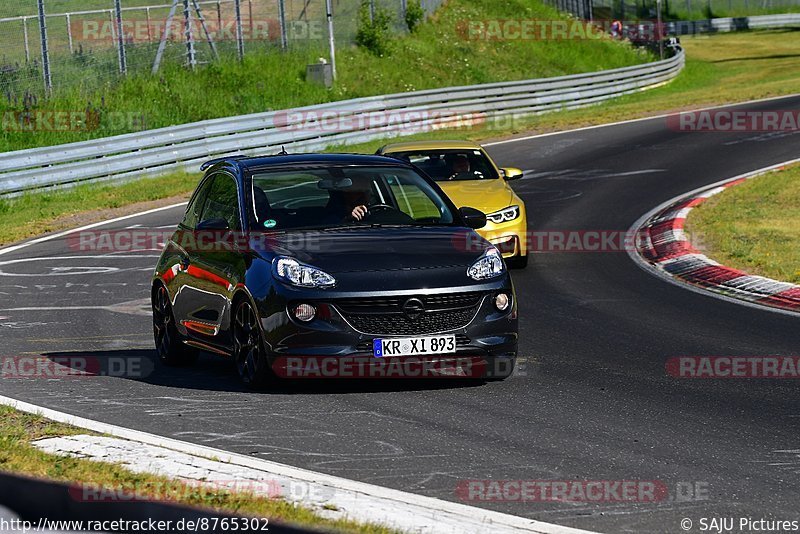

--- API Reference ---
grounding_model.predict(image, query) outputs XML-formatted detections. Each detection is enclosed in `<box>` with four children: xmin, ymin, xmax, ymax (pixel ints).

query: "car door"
<box><xmin>182</xmin><ymin>172</ymin><xmax>245</xmax><ymax>349</ymax></box>
<box><xmin>169</xmin><ymin>175</ymin><xmax>213</xmax><ymax>330</ymax></box>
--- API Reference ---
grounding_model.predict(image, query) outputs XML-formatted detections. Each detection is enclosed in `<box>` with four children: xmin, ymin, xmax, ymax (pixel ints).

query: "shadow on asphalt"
<box><xmin>41</xmin><ymin>350</ymin><xmax>489</xmax><ymax>395</ymax></box>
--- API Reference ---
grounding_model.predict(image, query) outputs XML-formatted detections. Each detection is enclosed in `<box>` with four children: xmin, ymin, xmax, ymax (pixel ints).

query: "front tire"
<box><xmin>152</xmin><ymin>284</ymin><xmax>198</xmax><ymax>366</ymax></box>
<box><xmin>233</xmin><ymin>299</ymin><xmax>275</xmax><ymax>389</ymax></box>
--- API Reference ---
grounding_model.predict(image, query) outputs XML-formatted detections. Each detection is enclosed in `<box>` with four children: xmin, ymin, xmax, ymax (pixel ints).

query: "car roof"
<box><xmin>379</xmin><ymin>140</ymin><xmax>484</xmax><ymax>153</ymax></box>
<box><xmin>200</xmin><ymin>153</ymin><xmax>410</xmax><ymax>172</ymax></box>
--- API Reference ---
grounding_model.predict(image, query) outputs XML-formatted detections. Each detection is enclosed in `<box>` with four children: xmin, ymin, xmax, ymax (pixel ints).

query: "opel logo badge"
<box><xmin>402</xmin><ymin>298</ymin><xmax>425</xmax><ymax>321</ymax></box>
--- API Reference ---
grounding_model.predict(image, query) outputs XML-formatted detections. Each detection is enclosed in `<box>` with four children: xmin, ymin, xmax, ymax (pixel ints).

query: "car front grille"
<box><xmin>334</xmin><ymin>292</ymin><xmax>484</xmax><ymax>335</ymax></box>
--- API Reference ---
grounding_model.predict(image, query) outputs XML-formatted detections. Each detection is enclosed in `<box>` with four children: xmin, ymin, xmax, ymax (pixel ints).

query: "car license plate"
<box><xmin>373</xmin><ymin>335</ymin><xmax>456</xmax><ymax>358</ymax></box>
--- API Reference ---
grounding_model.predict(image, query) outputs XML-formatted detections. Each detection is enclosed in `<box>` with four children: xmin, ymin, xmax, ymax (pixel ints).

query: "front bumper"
<box><xmin>479</xmin><ymin>214</ymin><xmax>528</xmax><ymax>258</ymax></box>
<box><xmin>257</xmin><ymin>283</ymin><xmax>518</xmax><ymax>379</ymax></box>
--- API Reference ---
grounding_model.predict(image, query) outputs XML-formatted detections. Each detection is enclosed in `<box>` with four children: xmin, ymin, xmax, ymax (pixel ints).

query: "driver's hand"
<box><xmin>351</xmin><ymin>205</ymin><xmax>368</xmax><ymax>221</ymax></box>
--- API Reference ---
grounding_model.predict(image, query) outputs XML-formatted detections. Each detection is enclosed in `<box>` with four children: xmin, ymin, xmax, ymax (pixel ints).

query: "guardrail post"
<box><xmin>36</xmin><ymin>0</ymin><xmax>52</xmax><ymax>94</ymax></box>
<box><xmin>114</xmin><ymin>0</ymin><xmax>128</xmax><ymax>74</ymax></box>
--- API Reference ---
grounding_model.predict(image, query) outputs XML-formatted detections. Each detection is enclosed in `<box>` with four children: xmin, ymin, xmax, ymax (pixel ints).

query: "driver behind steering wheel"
<box><xmin>327</xmin><ymin>187</ymin><xmax>373</xmax><ymax>223</ymax></box>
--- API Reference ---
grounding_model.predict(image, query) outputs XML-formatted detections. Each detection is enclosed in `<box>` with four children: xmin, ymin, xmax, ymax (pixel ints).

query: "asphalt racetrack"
<box><xmin>2</xmin><ymin>95</ymin><xmax>800</xmax><ymax>533</ymax></box>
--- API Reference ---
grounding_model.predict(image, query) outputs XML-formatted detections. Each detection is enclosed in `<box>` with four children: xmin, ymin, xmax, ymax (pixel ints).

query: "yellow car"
<box><xmin>377</xmin><ymin>140</ymin><xmax>528</xmax><ymax>268</ymax></box>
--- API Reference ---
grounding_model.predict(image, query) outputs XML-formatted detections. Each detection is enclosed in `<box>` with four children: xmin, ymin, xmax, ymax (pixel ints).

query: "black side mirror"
<box><xmin>459</xmin><ymin>207</ymin><xmax>487</xmax><ymax>230</ymax></box>
<box><xmin>196</xmin><ymin>217</ymin><xmax>230</xmax><ymax>231</ymax></box>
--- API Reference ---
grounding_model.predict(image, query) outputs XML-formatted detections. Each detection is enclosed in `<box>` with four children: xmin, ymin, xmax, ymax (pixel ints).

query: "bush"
<box><xmin>405</xmin><ymin>0</ymin><xmax>425</xmax><ymax>32</ymax></box>
<box><xmin>355</xmin><ymin>1</ymin><xmax>394</xmax><ymax>56</ymax></box>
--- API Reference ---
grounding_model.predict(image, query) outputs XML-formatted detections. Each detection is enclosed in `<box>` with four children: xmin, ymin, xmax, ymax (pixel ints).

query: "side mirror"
<box><xmin>196</xmin><ymin>217</ymin><xmax>230</xmax><ymax>231</ymax></box>
<box><xmin>459</xmin><ymin>206</ymin><xmax>487</xmax><ymax>230</ymax></box>
<box><xmin>500</xmin><ymin>167</ymin><xmax>523</xmax><ymax>181</ymax></box>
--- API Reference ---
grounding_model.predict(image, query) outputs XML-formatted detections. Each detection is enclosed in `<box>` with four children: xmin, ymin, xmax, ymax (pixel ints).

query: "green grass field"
<box><xmin>685</xmin><ymin>164</ymin><xmax>800</xmax><ymax>284</ymax></box>
<box><xmin>0</xmin><ymin>0</ymin><xmax>653</xmax><ymax>152</ymax></box>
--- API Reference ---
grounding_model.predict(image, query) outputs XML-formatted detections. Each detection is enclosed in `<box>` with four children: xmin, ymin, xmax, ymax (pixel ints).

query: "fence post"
<box><xmin>65</xmin><ymin>14</ymin><xmax>74</xmax><ymax>54</ymax></box>
<box><xmin>36</xmin><ymin>0</ymin><xmax>52</xmax><ymax>94</ymax></box>
<box><xmin>146</xmin><ymin>7</ymin><xmax>153</xmax><ymax>42</ymax></box>
<box><xmin>249</xmin><ymin>0</ymin><xmax>254</xmax><ymax>36</ymax></box>
<box><xmin>370</xmin><ymin>0</ymin><xmax>376</xmax><ymax>22</ymax></box>
<box><xmin>278</xmin><ymin>0</ymin><xmax>288</xmax><ymax>49</ymax></box>
<box><xmin>114</xmin><ymin>0</ymin><xmax>128</xmax><ymax>74</ymax></box>
<box><xmin>23</xmin><ymin>17</ymin><xmax>30</xmax><ymax>63</ymax></box>
<box><xmin>184</xmin><ymin>0</ymin><xmax>197</xmax><ymax>69</ymax></box>
<box><xmin>234</xmin><ymin>0</ymin><xmax>245</xmax><ymax>60</ymax></box>
<box><xmin>326</xmin><ymin>0</ymin><xmax>337</xmax><ymax>80</ymax></box>
<box><xmin>400</xmin><ymin>0</ymin><xmax>407</xmax><ymax>22</ymax></box>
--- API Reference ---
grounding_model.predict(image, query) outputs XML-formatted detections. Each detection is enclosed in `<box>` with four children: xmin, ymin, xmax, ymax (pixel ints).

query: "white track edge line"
<box><xmin>483</xmin><ymin>93</ymin><xmax>800</xmax><ymax>146</ymax></box>
<box><xmin>626</xmin><ymin>157</ymin><xmax>800</xmax><ymax>319</ymax></box>
<box><xmin>0</xmin><ymin>394</ymin><xmax>599</xmax><ymax>534</ymax></box>
<box><xmin>0</xmin><ymin>202</ymin><xmax>188</xmax><ymax>258</ymax></box>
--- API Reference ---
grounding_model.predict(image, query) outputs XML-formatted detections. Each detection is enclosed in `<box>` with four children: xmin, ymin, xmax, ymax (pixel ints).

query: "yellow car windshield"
<box><xmin>390</xmin><ymin>149</ymin><xmax>500</xmax><ymax>181</ymax></box>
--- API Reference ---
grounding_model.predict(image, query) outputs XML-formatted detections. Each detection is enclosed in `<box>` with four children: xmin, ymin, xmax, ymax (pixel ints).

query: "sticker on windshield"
<box><xmin>264</xmin><ymin>219</ymin><xmax>277</xmax><ymax>228</ymax></box>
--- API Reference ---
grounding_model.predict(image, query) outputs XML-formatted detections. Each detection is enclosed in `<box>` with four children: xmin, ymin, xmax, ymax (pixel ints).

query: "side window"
<box><xmin>384</xmin><ymin>173</ymin><xmax>443</xmax><ymax>221</ymax></box>
<box><xmin>181</xmin><ymin>177</ymin><xmax>213</xmax><ymax>229</ymax></box>
<box><xmin>199</xmin><ymin>174</ymin><xmax>242</xmax><ymax>231</ymax></box>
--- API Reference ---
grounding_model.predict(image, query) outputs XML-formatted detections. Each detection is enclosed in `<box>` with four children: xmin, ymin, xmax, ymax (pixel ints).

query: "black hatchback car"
<box><xmin>151</xmin><ymin>154</ymin><xmax>518</xmax><ymax>387</ymax></box>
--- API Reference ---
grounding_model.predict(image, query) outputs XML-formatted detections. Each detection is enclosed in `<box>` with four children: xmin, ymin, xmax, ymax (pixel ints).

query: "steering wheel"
<box><xmin>367</xmin><ymin>203</ymin><xmax>394</xmax><ymax>213</ymax></box>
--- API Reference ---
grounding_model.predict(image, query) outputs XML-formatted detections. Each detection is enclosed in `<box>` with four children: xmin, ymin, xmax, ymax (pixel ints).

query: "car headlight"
<box><xmin>467</xmin><ymin>247</ymin><xmax>505</xmax><ymax>281</ymax></box>
<box><xmin>486</xmin><ymin>205</ymin><xmax>520</xmax><ymax>224</ymax></box>
<box><xmin>273</xmin><ymin>256</ymin><xmax>336</xmax><ymax>288</ymax></box>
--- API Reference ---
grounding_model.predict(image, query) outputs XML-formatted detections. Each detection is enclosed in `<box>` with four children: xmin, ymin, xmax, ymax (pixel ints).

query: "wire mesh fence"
<box><xmin>0</xmin><ymin>0</ymin><xmax>443</xmax><ymax>100</ymax></box>
<box><xmin>547</xmin><ymin>0</ymin><xmax>800</xmax><ymax>21</ymax></box>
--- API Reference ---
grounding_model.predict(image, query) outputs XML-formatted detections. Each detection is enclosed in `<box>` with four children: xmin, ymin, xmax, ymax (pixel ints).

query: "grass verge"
<box><xmin>685</xmin><ymin>164</ymin><xmax>800</xmax><ymax>284</ymax></box>
<box><xmin>0</xmin><ymin>405</ymin><xmax>396</xmax><ymax>533</ymax></box>
<box><xmin>2</xmin><ymin>29</ymin><xmax>800</xmax><ymax>247</ymax></box>
<box><xmin>0</xmin><ymin>0</ymin><xmax>651</xmax><ymax>152</ymax></box>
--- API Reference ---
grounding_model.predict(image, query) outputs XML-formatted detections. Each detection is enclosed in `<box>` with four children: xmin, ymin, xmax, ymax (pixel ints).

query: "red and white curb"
<box><xmin>629</xmin><ymin>158</ymin><xmax>800</xmax><ymax>316</ymax></box>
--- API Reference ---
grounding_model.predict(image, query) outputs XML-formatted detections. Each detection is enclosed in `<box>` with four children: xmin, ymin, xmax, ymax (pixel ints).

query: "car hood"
<box><xmin>436</xmin><ymin>179</ymin><xmax>514</xmax><ymax>214</ymax></box>
<box><xmin>250</xmin><ymin>227</ymin><xmax>493</xmax><ymax>291</ymax></box>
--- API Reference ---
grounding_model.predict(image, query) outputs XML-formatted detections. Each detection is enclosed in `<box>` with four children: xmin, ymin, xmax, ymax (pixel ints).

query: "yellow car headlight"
<box><xmin>486</xmin><ymin>205</ymin><xmax>520</xmax><ymax>224</ymax></box>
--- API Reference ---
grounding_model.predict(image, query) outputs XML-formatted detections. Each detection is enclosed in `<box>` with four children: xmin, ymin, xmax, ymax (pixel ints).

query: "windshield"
<box><xmin>249</xmin><ymin>165</ymin><xmax>457</xmax><ymax>231</ymax></box>
<box><xmin>387</xmin><ymin>149</ymin><xmax>500</xmax><ymax>181</ymax></box>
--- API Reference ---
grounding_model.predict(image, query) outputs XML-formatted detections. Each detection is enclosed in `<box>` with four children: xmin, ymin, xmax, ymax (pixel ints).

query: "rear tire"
<box><xmin>152</xmin><ymin>284</ymin><xmax>198</xmax><ymax>366</ymax></box>
<box><xmin>233</xmin><ymin>299</ymin><xmax>276</xmax><ymax>389</ymax></box>
<box><xmin>507</xmin><ymin>254</ymin><xmax>528</xmax><ymax>269</ymax></box>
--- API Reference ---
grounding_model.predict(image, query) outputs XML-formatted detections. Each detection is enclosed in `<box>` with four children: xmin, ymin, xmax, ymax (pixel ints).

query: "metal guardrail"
<box><xmin>667</xmin><ymin>13</ymin><xmax>800</xmax><ymax>34</ymax></box>
<box><xmin>0</xmin><ymin>50</ymin><xmax>685</xmax><ymax>195</ymax></box>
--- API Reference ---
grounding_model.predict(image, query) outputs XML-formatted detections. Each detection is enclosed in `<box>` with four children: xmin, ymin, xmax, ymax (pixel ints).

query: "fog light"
<box><xmin>495</xmin><ymin>293</ymin><xmax>511</xmax><ymax>312</ymax></box>
<box><xmin>294</xmin><ymin>303</ymin><xmax>316</xmax><ymax>322</ymax></box>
